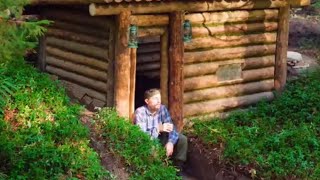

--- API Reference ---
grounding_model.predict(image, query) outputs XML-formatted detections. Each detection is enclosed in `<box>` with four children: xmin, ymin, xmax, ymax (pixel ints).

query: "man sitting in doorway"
<box><xmin>134</xmin><ymin>88</ymin><xmax>188</xmax><ymax>173</ymax></box>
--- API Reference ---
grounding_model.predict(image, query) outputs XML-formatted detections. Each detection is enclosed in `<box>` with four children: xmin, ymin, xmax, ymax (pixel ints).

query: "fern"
<box><xmin>0</xmin><ymin>0</ymin><xmax>49</xmax><ymax>114</ymax></box>
<box><xmin>0</xmin><ymin>69</ymin><xmax>16</xmax><ymax>114</ymax></box>
<box><xmin>0</xmin><ymin>0</ymin><xmax>50</xmax><ymax>64</ymax></box>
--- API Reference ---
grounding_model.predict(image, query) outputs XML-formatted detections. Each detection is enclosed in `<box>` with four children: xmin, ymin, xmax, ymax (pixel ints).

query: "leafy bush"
<box><xmin>96</xmin><ymin>108</ymin><xmax>180</xmax><ymax>180</ymax></box>
<box><xmin>0</xmin><ymin>69</ymin><xmax>16</xmax><ymax>114</ymax></box>
<box><xmin>190</xmin><ymin>69</ymin><xmax>320</xmax><ymax>179</ymax></box>
<box><xmin>0</xmin><ymin>0</ymin><xmax>49</xmax><ymax>64</ymax></box>
<box><xmin>0</xmin><ymin>60</ymin><xmax>111</xmax><ymax>179</ymax></box>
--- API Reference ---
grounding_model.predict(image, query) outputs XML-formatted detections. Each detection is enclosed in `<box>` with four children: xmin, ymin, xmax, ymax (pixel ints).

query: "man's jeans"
<box><xmin>158</xmin><ymin>133</ymin><xmax>188</xmax><ymax>162</ymax></box>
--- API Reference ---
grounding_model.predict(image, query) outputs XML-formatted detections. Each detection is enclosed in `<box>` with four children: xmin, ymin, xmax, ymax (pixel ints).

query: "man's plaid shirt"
<box><xmin>134</xmin><ymin>104</ymin><xmax>179</xmax><ymax>144</ymax></box>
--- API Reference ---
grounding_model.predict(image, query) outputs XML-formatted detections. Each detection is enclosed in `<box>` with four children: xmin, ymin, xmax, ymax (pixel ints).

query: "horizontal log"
<box><xmin>52</xmin><ymin>20</ymin><xmax>108</xmax><ymax>38</ymax></box>
<box><xmin>184</xmin><ymin>79</ymin><xmax>274</xmax><ymax>103</ymax></box>
<box><xmin>62</xmin><ymin>80</ymin><xmax>107</xmax><ymax>102</ymax></box>
<box><xmin>184</xmin><ymin>44</ymin><xmax>276</xmax><ymax>63</ymax></box>
<box><xmin>138</xmin><ymin>36</ymin><xmax>160</xmax><ymax>44</ymax></box>
<box><xmin>184</xmin><ymin>32</ymin><xmax>277</xmax><ymax>50</ymax></box>
<box><xmin>243</xmin><ymin>55</ymin><xmax>275</xmax><ymax>70</ymax></box>
<box><xmin>184</xmin><ymin>59</ymin><xmax>243</xmax><ymax>78</ymax></box>
<box><xmin>43</xmin><ymin>9</ymin><xmax>113</xmax><ymax>29</ymax></box>
<box><xmin>138</xmin><ymin>27</ymin><xmax>166</xmax><ymax>37</ymax></box>
<box><xmin>137</xmin><ymin>53</ymin><xmax>160</xmax><ymax>63</ymax></box>
<box><xmin>137</xmin><ymin>71</ymin><xmax>160</xmax><ymax>78</ymax></box>
<box><xmin>184</xmin><ymin>66</ymin><xmax>274</xmax><ymax>91</ymax></box>
<box><xmin>46</xmin><ymin>56</ymin><xmax>108</xmax><ymax>81</ymax></box>
<box><xmin>186</xmin><ymin>9</ymin><xmax>278</xmax><ymax>25</ymax></box>
<box><xmin>46</xmin><ymin>46</ymin><xmax>108</xmax><ymax>71</ymax></box>
<box><xmin>192</xmin><ymin>22</ymin><xmax>278</xmax><ymax>37</ymax></box>
<box><xmin>47</xmin><ymin>28</ymin><xmax>108</xmax><ymax>47</ymax></box>
<box><xmin>184</xmin><ymin>55</ymin><xmax>275</xmax><ymax>77</ymax></box>
<box><xmin>31</xmin><ymin>0</ymin><xmax>309</xmax><ymax>8</ymax></box>
<box><xmin>290</xmin><ymin>0</ymin><xmax>310</xmax><ymax>7</ymax></box>
<box><xmin>184</xmin><ymin>91</ymin><xmax>274</xmax><ymax>117</ymax></box>
<box><xmin>31</xmin><ymin>0</ymin><xmax>103</xmax><ymax>4</ymax></box>
<box><xmin>130</xmin><ymin>15</ymin><xmax>169</xmax><ymax>26</ymax></box>
<box><xmin>46</xmin><ymin>37</ymin><xmax>109</xmax><ymax>60</ymax></box>
<box><xmin>89</xmin><ymin>1</ymin><xmax>288</xmax><ymax>16</ymax></box>
<box><xmin>46</xmin><ymin>65</ymin><xmax>107</xmax><ymax>92</ymax></box>
<box><xmin>136</xmin><ymin>62</ymin><xmax>160</xmax><ymax>71</ymax></box>
<box><xmin>242</xmin><ymin>67</ymin><xmax>275</xmax><ymax>82</ymax></box>
<box><xmin>137</xmin><ymin>43</ymin><xmax>160</xmax><ymax>53</ymax></box>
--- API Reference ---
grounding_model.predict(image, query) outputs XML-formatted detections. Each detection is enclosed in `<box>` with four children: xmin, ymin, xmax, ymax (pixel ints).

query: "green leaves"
<box><xmin>0</xmin><ymin>61</ymin><xmax>111</xmax><ymax>179</ymax></box>
<box><xmin>0</xmin><ymin>0</ymin><xmax>50</xmax><ymax>64</ymax></box>
<box><xmin>96</xmin><ymin>108</ymin><xmax>180</xmax><ymax>179</ymax></box>
<box><xmin>0</xmin><ymin>69</ymin><xmax>16</xmax><ymax>115</ymax></box>
<box><xmin>190</xmin><ymin>69</ymin><xmax>320</xmax><ymax>179</ymax></box>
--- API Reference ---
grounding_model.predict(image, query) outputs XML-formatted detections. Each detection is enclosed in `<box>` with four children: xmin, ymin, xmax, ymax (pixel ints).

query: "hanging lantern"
<box><xmin>183</xmin><ymin>20</ymin><xmax>192</xmax><ymax>43</ymax></box>
<box><xmin>128</xmin><ymin>24</ymin><xmax>138</xmax><ymax>48</ymax></box>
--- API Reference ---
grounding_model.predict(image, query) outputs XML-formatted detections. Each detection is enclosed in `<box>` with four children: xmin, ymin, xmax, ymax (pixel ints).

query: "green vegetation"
<box><xmin>312</xmin><ymin>0</ymin><xmax>320</xmax><ymax>8</ymax></box>
<box><xmin>190</xmin><ymin>69</ymin><xmax>320</xmax><ymax>179</ymax></box>
<box><xmin>0</xmin><ymin>0</ymin><xmax>49</xmax><ymax>64</ymax></box>
<box><xmin>0</xmin><ymin>0</ymin><xmax>49</xmax><ymax>113</ymax></box>
<box><xmin>95</xmin><ymin>108</ymin><xmax>180</xmax><ymax>180</ymax></box>
<box><xmin>0</xmin><ymin>69</ymin><xmax>16</xmax><ymax>114</ymax></box>
<box><xmin>0</xmin><ymin>1</ymin><xmax>178</xmax><ymax>179</ymax></box>
<box><xmin>0</xmin><ymin>2</ymin><xmax>111</xmax><ymax>178</ymax></box>
<box><xmin>0</xmin><ymin>61</ymin><xmax>179</xmax><ymax>179</ymax></box>
<box><xmin>0</xmin><ymin>60</ymin><xmax>111</xmax><ymax>179</ymax></box>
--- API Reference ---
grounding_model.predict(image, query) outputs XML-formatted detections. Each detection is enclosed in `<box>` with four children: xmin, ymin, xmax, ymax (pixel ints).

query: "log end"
<box><xmin>89</xmin><ymin>3</ymin><xmax>97</xmax><ymax>16</ymax></box>
<box><xmin>290</xmin><ymin>0</ymin><xmax>310</xmax><ymax>7</ymax></box>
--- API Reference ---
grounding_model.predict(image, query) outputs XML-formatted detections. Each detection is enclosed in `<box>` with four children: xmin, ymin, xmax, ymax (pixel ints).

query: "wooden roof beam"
<box><xmin>89</xmin><ymin>0</ymin><xmax>310</xmax><ymax>16</ymax></box>
<box><xmin>89</xmin><ymin>1</ymin><xmax>288</xmax><ymax>16</ymax></box>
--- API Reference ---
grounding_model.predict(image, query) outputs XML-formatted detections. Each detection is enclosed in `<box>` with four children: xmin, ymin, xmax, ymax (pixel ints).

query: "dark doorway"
<box><xmin>135</xmin><ymin>36</ymin><xmax>161</xmax><ymax>109</ymax></box>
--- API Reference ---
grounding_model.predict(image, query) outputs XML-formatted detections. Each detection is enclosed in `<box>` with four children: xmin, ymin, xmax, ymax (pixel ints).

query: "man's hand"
<box><xmin>161</xmin><ymin>123</ymin><xmax>173</xmax><ymax>132</ymax></box>
<box><xmin>165</xmin><ymin>142</ymin><xmax>174</xmax><ymax>157</ymax></box>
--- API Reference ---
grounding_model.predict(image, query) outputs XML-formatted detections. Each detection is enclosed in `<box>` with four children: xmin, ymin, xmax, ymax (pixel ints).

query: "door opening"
<box><xmin>135</xmin><ymin>36</ymin><xmax>161</xmax><ymax>109</ymax></box>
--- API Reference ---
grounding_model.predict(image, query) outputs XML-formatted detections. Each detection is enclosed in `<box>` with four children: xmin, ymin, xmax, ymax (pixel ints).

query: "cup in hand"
<box><xmin>162</xmin><ymin>123</ymin><xmax>173</xmax><ymax>132</ymax></box>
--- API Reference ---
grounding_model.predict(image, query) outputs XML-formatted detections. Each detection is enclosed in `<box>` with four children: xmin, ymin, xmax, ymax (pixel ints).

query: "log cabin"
<box><xmin>30</xmin><ymin>0</ymin><xmax>310</xmax><ymax>131</ymax></box>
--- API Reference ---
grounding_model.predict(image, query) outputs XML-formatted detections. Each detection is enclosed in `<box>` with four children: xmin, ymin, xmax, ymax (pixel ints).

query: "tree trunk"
<box><xmin>169</xmin><ymin>12</ymin><xmax>184</xmax><ymax>132</ymax></box>
<box><xmin>274</xmin><ymin>6</ymin><xmax>289</xmax><ymax>91</ymax></box>
<box><xmin>129</xmin><ymin>48</ymin><xmax>137</xmax><ymax>121</ymax></box>
<box><xmin>114</xmin><ymin>11</ymin><xmax>131</xmax><ymax>117</ymax></box>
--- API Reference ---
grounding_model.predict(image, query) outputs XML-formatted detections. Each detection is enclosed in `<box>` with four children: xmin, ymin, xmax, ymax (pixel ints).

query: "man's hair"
<box><xmin>144</xmin><ymin>88</ymin><xmax>160</xmax><ymax>100</ymax></box>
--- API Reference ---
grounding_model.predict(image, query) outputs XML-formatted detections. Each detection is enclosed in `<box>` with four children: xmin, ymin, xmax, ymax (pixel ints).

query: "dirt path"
<box><xmin>80</xmin><ymin>110</ymin><xmax>130</xmax><ymax>180</ymax></box>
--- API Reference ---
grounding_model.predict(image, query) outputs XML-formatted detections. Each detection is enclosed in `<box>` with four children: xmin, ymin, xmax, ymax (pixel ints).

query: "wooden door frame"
<box><xmin>129</xmin><ymin>22</ymin><xmax>169</xmax><ymax>118</ymax></box>
<box><xmin>115</xmin><ymin>12</ymin><xmax>184</xmax><ymax>131</ymax></box>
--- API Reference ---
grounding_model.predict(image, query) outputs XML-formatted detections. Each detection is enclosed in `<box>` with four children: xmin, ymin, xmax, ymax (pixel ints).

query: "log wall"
<box><xmin>184</xmin><ymin>9</ymin><xmax>278</xmax><ymax>119</ymax></box>
<box><xmin>40</xmin><ymin>8</ymin><xmax>114</xmax><ymax>108</ymax></box>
